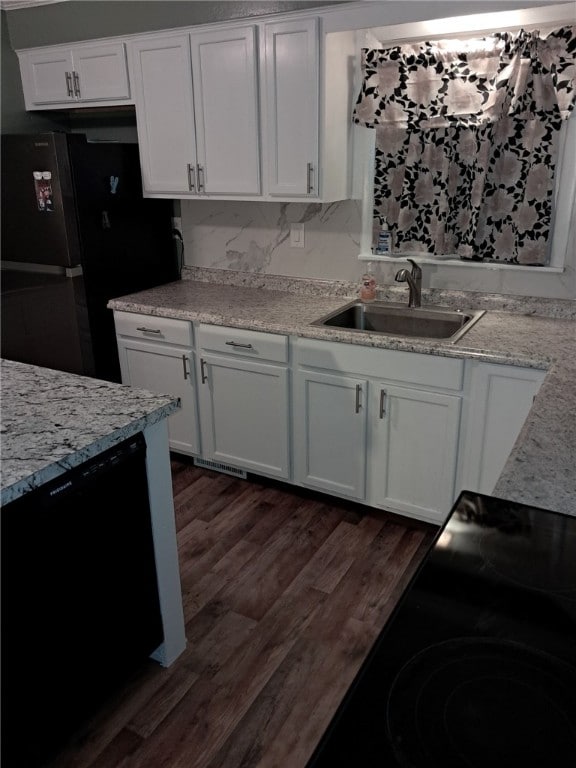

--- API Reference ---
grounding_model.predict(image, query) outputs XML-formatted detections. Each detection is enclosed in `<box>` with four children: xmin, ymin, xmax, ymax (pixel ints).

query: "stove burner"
<box><xmin>386</xmin><ymin>638</ymin><xmax>576</xmax><ymax>768</ymax></box>
<box><xmin>478</xmin><ymin>527</ymin><xmax>576</xmax><ymax>595</ymax></box>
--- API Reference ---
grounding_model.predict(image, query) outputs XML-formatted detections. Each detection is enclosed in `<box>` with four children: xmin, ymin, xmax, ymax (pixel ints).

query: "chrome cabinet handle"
<box><xmin>225</xmin><ymin>341</ymin><xmax>253</xmax><ymax>349</ymax></box>
<box><xmin>136</xmin><ymin>326</ymin><xmax>162</xmax><ymax>334</ymax></box>
<box><xmin>72</xmin><ymin>71</ymin><xmax>81</xmax><ymax>98</ymax></box>
<box><xmin>200</xmin><ymin>358</ymin><xmax>208</xmax><ymax>384</ymax></box>
<box><xmin>379</xmin><ymin>389</ymin><xmax>387</xmax><ymax>419</ymax></box>
<box><xmin>65</xmin><ymin>71</ymin><xmax>73</xmax><ymax>97</ymax></box>
<box><xmin>182</xmin><ymin>354</ymin><xmax>189</xmax><ymax>380</ymax></box>
<box><xmin>355</xmin><ymin>383</ymin><xmax>362</xmax><ymax>414</ymax></box>
<box><xmin>307</xmin><ymin>162</ymin><xmax>314</xmax><ymax>194</ymax></box>
<box><xmin>187</xmin><ymin>163</ymin><xmax>196</xmax><ymax>192</ymax></box>
<box><xmin>197</xmin><ymin>165</ymin><xmax>205</xmax><ymax>192</ymax></box>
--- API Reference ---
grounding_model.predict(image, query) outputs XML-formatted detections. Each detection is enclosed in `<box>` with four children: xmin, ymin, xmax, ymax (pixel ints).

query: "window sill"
<box><xmin>358</xmin><ymin>253</ymin><xmax>564</xmax><ymax>274</ymax></box>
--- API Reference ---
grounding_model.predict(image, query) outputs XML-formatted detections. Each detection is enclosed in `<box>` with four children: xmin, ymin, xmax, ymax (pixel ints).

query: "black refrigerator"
<box><xmin>1</xmin><ymin>132</ymin><xmax>180</xmax><ymax>382</ymax></box>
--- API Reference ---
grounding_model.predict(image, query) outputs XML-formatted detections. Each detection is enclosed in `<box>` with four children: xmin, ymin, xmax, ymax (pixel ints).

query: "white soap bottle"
<box><xmin>375</xmin><ymin>224</ymin><xmax>392</xmax><ymax>255</ymax></box>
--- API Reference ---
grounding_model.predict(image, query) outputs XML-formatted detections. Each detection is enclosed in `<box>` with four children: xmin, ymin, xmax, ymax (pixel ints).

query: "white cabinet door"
<box><xmin>132</xmin><ymin>27</ymin><xmax>260</xmax><ymax>198</ymax></box>
<box><xmin>294</xmin><ymin>369</ymin><xmax>367</xmax><ymax>499</ymax></box>
<box><xmin>117</xmin><ymin>337</ymin><xmax>200</xmax><ymax>456</ymax></box>
<box><xmin>263</xmin><ymin>17</ymin><xmax>319</xmax><ymax>197</ymax></box>
<box><xmin>71</xmin><ymin>43</ymin><xmax>130</xmax><ymax>102</ymax></box>
<box><xmin>23</xmin><ymin>48</ymin><xmax>75</xmax><ymax>104</ymax></box>
<box><xmin>198</xmin><ymin>353</ymin><xmax>290</xmax><ymax>479</ymax></box>
<box><xmin>22</xmin><ymin>43</ymin><xmax>130</xmax><ymax>106</ymax></box>
<box><xmin>368</xmin><ymin>384</ymin><xmax>461</xmax><ymax>523</ymax></box>
<box><xmin>190</xmin><ymin>26</ymin><xmax>260</xmax><ymax>196</ymax></box>
<box><xmin>458</xmin><ymin>362</ymin><xmax>546</xmax><ymax>496</ymax></box>
<box><xmin>131</xmin><ymin>34</ymin><xmax>198</xmax><ymax>195</ymax></box>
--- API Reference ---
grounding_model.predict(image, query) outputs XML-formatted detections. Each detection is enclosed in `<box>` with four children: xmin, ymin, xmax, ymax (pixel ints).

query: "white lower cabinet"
<box><xmin>367</xmin><ymin>383</ymin><xmax>461</xmax><ymax>521</ymax></box>
<box><xmin>293</xmin><ymin>338</ymin><xmax>464</xmax><ymax>523</ymax></box>
<box><xmin>457</xmin><ymin>361</ymin><xmax>546</xmax><ymax>496</ymax></box>
<box><xmin>293</xmin><ymin>370</ymin><xmax>367</xmax><ymax>500</ymax></box>
<box><xmin>197</xmin><ymin>325</ymin><xmax>290</xmax><ymax>479</ymax></box>
<box><xmin>112</xmin><ymin>314</ymin><xmax>546</xmax><ymax>525</ymax></box>
<box><xmin>114</xmin><ymin>312</ymin><xmax>200</xmax><ymax>456</ymax></box>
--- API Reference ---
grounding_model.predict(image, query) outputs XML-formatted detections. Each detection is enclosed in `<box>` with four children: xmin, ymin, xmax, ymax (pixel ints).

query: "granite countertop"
<box><xmin>108</xmin><ymin>276</ymin><xmax>576</xmax><ymax>516</ymax></box>
<box><xmin>0</xmin><ymin>359</ymin><xmax>180</xmax><ymax>506</ymax></box>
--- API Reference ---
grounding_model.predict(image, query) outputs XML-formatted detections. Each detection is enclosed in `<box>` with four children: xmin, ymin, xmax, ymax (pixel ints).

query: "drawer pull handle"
<box><xmin>136</xmin><ymin>326</ymin><xmax>162</xmax><ymax>334</ymax></box>
<box><xmin>197</xmin><ymin>164</ymin><xmax>205</xmax><ymax>193</ymax></box>
<box><xmin>379</xmin><ymin>389</ymin><xmax>387</xmax><ymax>419</ymax></box>
<box><xmin>355</xmin><ymin>383</ymin><xmax>362</xmax><ymax>414</ymax></box>
<box><xmin>182</xmin><ymin>354</ymin><xmax>189</xmax><ymax>380</ymax></box>
<box><xmin>200</xmin><ymin>358</ymin><xmax>208</xmax><ymax>384</ymax></box>
<box><xmin>225</xmin><ymin>341</ymin><xmax>253</xmax><ymax>349</ymax></box>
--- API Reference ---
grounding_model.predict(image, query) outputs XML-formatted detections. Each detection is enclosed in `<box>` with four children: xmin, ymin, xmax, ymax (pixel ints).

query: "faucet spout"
<box><xmin>395</xmin><ymin>258</ymin><xmax>422</xmax><ymax>308</ymax></box>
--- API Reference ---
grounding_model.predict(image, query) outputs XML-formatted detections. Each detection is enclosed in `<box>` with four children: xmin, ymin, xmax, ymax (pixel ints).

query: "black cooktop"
<box><xmin>307</xmin><ymin>491</ymin><xmax>576</xmax><ymax>768</ymax></box>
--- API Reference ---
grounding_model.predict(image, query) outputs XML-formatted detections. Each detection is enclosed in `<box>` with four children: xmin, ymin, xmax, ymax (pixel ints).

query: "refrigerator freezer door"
<box><xmin>1</xmin><ymin>133</ymin><xmax>81</xmax><ymax>268</ymax></box>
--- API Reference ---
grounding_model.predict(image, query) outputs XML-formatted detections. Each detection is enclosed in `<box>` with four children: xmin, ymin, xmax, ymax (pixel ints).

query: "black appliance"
<box><xmin>1</xmin><ymin>132</ymin><xmax>180</xmax><ymax>382</ymax></box>
<box><xmin>307</xmin><ymin>491</ymin><xmax>576</xmax><ymax>768</ymax></box>
<box><xmin>1</xmin><ymin>433</ymin><xmax>164</xmax><ymax>768</ymax></box>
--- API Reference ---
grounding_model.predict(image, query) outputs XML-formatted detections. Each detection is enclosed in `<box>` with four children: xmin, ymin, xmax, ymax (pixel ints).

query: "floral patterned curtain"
<box><xmin>353</xmin><ymin>26</ymin><xmax>576</xmax><ymax>265</ymax></box>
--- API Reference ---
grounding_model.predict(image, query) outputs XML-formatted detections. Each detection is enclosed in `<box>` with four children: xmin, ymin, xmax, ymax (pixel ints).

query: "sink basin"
<box><xmin>310</xmin><ymin>301</ymin><xmax>485</xmax><ymax>342</ymax></box>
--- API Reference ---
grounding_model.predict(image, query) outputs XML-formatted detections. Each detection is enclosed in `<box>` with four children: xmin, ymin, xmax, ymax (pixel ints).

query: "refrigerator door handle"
<box><xmin>65</xmin><ymin>71</ymin><xmax>74</xmax><ymax>98</ymax></box>
<box><xmin>2</xmin><ymin>262</ymin><xmax>82</xmax><ymax>278</ymax></box>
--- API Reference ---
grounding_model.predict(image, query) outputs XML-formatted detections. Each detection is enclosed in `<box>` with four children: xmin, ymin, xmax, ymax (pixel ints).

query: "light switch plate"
<box><xmin>290</xmin><ymin>223</ymin><xmax>305</xmax><ymax>248</ymax></box>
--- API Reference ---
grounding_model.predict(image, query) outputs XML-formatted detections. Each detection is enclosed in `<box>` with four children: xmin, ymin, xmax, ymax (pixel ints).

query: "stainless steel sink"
<box><xmin>310</xmin><ymin>301</ymin><xmax>485</xmax><ymax>343</ymax></box>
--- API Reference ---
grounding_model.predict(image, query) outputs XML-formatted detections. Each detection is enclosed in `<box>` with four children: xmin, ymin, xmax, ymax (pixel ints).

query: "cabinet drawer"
<box><xmin>295</xmin><ymin>338</ymin><xmax>463</xmax><ymax>391</ymax></box>
<box><xmin>114</xmin><ymin>311</ymin><xmax>193</xmax><ymax>347</ymax></box>
<box><xmin>197</xmin><ymin>324</ymin><xmax>288</xmax><ymax>363</ymax></box>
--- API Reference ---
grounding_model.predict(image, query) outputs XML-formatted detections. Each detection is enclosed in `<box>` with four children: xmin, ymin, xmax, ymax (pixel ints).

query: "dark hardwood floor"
<box><xmin>49</xmin><ymin>456</ymin><xmax>437</xmax><ymax>768</ymax></box>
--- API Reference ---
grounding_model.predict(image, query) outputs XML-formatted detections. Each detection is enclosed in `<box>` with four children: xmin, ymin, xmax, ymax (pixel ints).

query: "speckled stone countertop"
<box><xmin>0</xmin><ymin>359</ymin><xmax>180</xmax><ymax>506</ymax></box>
<box><xmin>108</xmin><ymin>275</ymin><xmax>576</xmax><ymax>516</ymax></box>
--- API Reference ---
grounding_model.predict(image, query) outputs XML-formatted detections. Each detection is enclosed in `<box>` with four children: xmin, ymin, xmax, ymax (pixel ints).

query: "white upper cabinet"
<box><xmin>190</xmin><ymin>26</ymin><xmax>260</xmax><ymax>196</ymax></box>
<box><xmin>16</xmin><ymin>11</ymin><xmax>356</xmax><ymax>201</ymax></box>
<box><xmin>262</xmin><ymin>18</ymin><xmax>319</xmax><ymax>198</ymax></box>
<box><xmin>261</xmin><ymin>18</ymin><xmax>355</xmax><ymax>201</ymax></box>
<box><xmin>19</xmin><ymin>42</ymin><xmax>131</xmax><ymax>108</ymax></box>
<box><xmin>131</xmin><ymin>26</ymin><xmax>260</xmax><ymax>198</ymax></box>
<box><xmin>130</xmin><ymin>34</ymin><xmax>198</xmax><ymax>196</ymax></box>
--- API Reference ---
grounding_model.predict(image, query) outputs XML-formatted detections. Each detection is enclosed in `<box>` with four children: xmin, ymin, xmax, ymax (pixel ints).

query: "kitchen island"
<box><xmin>0</xmin><ymin>358</ymin><xmax>187</xmax><ymax>667</ymax></box>
<box><xmin>108</xmin><ymin>269</ymin><xmax>576</xmax><ymax>517</ymax></box>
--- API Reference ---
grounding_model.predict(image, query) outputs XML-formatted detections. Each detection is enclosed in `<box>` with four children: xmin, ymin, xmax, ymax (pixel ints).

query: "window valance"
<box><xmin>353</xmin><ymin>26</ymin><xmax>576</xmax><ymax>129</ymax></box>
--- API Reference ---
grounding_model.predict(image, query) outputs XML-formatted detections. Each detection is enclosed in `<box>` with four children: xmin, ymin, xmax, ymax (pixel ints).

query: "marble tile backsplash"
<box><xmin>180</xmin><ymin>199</ymin><xmax>576</xmax><ymax>304</ymax></box>
<box><xmin>181</xmin><ymin>199</ymin><xmax>364</xmax><ymax>281</ymax></box>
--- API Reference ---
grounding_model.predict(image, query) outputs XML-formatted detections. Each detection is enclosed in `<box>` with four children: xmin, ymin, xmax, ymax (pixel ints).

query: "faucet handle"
<box><xmin>407</xmin><ymin>259</ymin><xmax>422</xmax><ymax>279</ymax></box>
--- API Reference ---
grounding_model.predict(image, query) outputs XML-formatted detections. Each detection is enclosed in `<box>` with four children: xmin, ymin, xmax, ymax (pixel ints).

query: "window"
<box><xmin>355</xmin><ymin>6</ymin><xmax>576</xmax><ymax>275</ymax></box>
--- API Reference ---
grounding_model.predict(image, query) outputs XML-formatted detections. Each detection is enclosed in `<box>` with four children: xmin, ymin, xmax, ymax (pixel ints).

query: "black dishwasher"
<box><xmin>1</xmin><ymin>433</ymin><xmax>164</xmax><ymax>768</ymax></box>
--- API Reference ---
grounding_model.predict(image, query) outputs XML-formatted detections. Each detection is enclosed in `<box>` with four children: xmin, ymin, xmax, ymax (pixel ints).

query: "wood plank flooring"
<box><xmin>48</xmin><ymin>457</ymin><xmax>437</xmax><ymax>768</ymax></box>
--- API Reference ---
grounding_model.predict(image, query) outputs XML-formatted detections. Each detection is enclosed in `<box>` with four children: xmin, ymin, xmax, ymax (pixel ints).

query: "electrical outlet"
<box><xmin>290</xmin><ymin>223</ymin><xmax>305</xmax><ymax>248</ymax></box>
